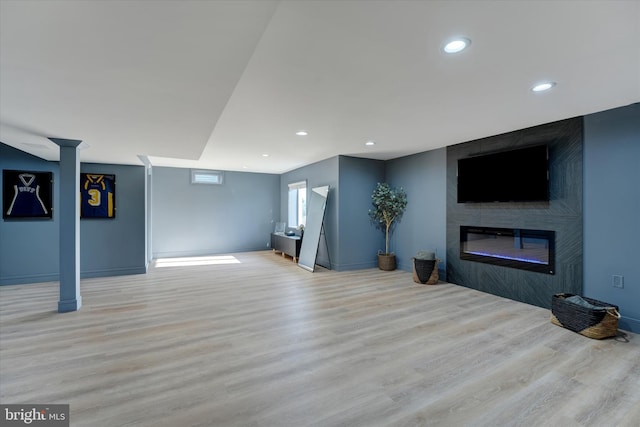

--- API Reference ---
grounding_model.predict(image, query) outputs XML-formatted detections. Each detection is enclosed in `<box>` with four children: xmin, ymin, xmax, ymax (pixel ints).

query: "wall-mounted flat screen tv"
<box><xmin>457</xmin><ymin>144</ymin><xmax>549</xmax><ymax>203</ymax></box>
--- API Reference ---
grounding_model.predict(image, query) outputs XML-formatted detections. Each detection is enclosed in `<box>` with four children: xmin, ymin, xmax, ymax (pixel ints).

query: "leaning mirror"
<box><xmin>298</xmin><ymin>185</ymin><xmax>329</xmax><ymax>272</ymax></box>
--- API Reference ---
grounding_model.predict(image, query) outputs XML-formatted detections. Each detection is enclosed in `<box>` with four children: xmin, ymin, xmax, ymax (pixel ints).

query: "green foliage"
<box><xmin>368</xmin><ymin>182</ymin><xmax>408</xmax><ymax>254</ymax></box>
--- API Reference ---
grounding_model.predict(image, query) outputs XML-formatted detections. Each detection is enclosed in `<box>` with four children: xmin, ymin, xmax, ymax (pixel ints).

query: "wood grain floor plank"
<box><xmin>1</xmin><ymin>251</ymin><xmax>638</xmax><ymax>426</ymax></box>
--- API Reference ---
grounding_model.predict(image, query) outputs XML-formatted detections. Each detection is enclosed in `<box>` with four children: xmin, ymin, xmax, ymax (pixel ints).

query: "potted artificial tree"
<box><xmin>369</xmin><ymin>182</ymin><xmax>408</xmax><ymax>271</ymax></box>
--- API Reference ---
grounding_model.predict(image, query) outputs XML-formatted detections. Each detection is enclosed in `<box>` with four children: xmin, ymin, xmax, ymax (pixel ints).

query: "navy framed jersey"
<box><xmin>2</xmin><ymin>170</ymin><xmax>53</xmax><ymax>219</ymax></box>
<box><xmin>80</xmin><ymin>173</ymin><xmax>116</xmax><ymax>218</ymax></box>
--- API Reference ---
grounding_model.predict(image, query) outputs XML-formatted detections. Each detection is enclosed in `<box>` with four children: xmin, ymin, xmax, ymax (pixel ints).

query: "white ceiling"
<box><xmin>1</xmin><ymin>0</ymin><xmax>639</xmax><ymax>174</ymax></box>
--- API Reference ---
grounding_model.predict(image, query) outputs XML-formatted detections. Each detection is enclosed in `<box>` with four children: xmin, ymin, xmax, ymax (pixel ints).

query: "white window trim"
<box><xmin>191</xmin><ymin>169</ymin><xmax>224</xmax><ymax>185</ymax></box>
<box><xmin>288</xmin><ymin>180</ymin><xmax>307</xmax><ymax>229</ymax></box>
<box><xmin>288</xmin><ymin>181</ymin><xmax>306</xmax><ymax>191</ymax></box>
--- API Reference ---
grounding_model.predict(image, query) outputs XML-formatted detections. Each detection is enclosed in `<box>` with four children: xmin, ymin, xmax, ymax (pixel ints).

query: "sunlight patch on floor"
<box><xmin>154</xmin><ymin>255</ymin><xmax>241</xmax><ymax>268</ymax></box>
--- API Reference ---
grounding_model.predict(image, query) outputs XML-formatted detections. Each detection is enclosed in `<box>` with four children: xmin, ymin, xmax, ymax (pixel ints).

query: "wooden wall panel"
<box><xmin>446</xmin><ymin>117</ymin><xmax>583</xmax><ymax>309</ymax></box>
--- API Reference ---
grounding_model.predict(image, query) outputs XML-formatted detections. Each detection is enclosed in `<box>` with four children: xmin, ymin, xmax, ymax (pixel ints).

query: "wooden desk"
<box><xmin>270</xmin><ymin>233</ymin><xmax>302</xmax><ymax>262</ymax></box>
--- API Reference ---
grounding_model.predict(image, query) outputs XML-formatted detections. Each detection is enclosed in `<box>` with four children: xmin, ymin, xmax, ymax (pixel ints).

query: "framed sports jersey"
<box><xmin>80</xmin><ymin>173</ymin><xmax>116</xmax><ymax>218</ymax></box>
<box><xmin>2</xmin><ymin>170</ymin><xmax>54</xmax><ymax>219</ymax></box>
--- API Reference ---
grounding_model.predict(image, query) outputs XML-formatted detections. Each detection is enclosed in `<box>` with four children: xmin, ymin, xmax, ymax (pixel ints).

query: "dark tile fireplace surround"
<box><xmin>446</xmin><ymin>117</ymin><xmax>583</xmax><ymax>309</ymax></box>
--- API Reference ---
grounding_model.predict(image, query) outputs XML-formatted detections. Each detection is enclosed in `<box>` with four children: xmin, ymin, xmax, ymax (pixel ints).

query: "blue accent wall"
<box><xmin>385</xmin><ymin>148</ymin><xmax>447</xmax><ymax>274</ymax></box>
<box><xmin>80</xmin><ymin>163</ymin><xmax>147</xmax><ymax>277</ymax></box>
<box><xmin>584</xmin><ymin>103</ymin><xmax>640</xmax><ymax>333</ymax></box>
<box><xmin>152</xmin><ymin>166</ymin><xmax>280</xmax><ymax>258</ymax></box>
<box><xmin>1</xmin><ymin>143</ymin><xmax>147</xmax><ymax>284</ymax></box>
<box><xmin>338</xmin><ymin>156</ymin><xmax>385</xmax><ymax>270</ymax></box>
<box><xmin>1</xmin><ymin>144</ymin><xmax>60</xmax><ymax>284</ymax></box>
<box><xmin>279</xmin><ymin>155</ymin><xmax>385</xmax><ymax>271</ymax></box>
<box><xmin>280</xmin><ymin>157</ymin><xmax>339</xmax><ymax>268</ymax></box>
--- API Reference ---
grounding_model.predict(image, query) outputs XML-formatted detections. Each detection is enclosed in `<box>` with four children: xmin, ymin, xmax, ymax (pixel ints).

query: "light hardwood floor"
<box><xmin>1</xmin><ymin>251</ymin><xmax>639</xmax><ymax>427</ymax></box>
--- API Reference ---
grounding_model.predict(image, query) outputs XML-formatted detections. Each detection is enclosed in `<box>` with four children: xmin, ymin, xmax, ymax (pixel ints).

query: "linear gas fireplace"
<box><xmin>460</xmin><ymin>226</ymin><xmax>555</xmax><ymax>274</ymax></box>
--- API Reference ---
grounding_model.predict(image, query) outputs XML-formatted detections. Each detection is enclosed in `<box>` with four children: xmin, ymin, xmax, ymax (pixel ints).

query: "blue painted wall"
<box><xmin>583</xmin><ymin>103</ymin><xmax>640</xmax><ymax>333</ymax></box>
<box><xmin>279</xmin><ymin>155</ymin><xmax>385</xmax><ymax>271</ymax></box>
<box><xmin>1</xmin><ymin>144</ymin><xmax>60</xmax><ymax>284</ymax></box>
<box><xmin>337</xmin><ymin>156</ymin><xmax>385</xmax><ymax>270</ymax></box>
<box><xmin>280</xmin><ymin>156</ymin><xmax>338</xmax><ymax>268</ymax></box>
<box><xmin>385</xmin><ymin>148</ymin><xmax>447</xmax><ymax>274</ymax></box>
<box><xmin>152</xmin><ymin>166</ymin><xmax>280</xmax><ymax>258</ymax></box>
<box><xmin>80</xmin><ymin>163</ymin><xmax>147</xmax><ymax>277</ymax></box>
<box><xmin>0</xmin><ymin>143</ymin><xmax>147</xmax><ymax>284</ymax></box>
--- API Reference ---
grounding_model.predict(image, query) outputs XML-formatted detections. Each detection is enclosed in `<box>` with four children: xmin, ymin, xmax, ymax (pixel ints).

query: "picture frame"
<box><xmin>80</xmin><ymin>173</ymin><xmax>116</xmax><ymax>218</ymax></box>
<box><xmin>2</xmin><ymin>169</ymin><xmax>54</xmax><ymax>219</ymax></box>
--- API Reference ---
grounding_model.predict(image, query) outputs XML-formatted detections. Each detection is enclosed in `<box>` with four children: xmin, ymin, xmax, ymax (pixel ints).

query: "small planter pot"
<box><xmin>378</xmin><ymin>253</ymin><xmax>396</xmax><ymax>271</ymax></box>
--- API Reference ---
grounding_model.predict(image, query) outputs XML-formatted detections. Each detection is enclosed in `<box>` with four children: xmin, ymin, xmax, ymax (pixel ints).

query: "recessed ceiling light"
<box><xmin>296</xmin><ymin>130</ymin><xmax>308</xmax><ymax>136</ymax></box>
<box><xmin>443</xmin><ymin>38</ymin><xmax>471</xmax><ymax>54</ymax></box>
<box><xmin>262</xmin><ymin>154</ymin><xmax>269</xmax><ymax>157</ymax></box>
<box><xmin>531</xmin><ymin>82</ymin><xmax>557</xmax><ymax>92</ymax></box>
<box><xmin>365</xmin><ymin>141</ymin><xmax>375</xmax><ymax>146</ymax></box>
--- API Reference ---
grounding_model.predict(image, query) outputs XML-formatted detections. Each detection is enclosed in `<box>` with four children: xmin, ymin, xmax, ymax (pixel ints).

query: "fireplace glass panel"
<box><xmin>460</xmin><ymin>226</ymin><xmax>555</xmax><ymax>274</ymax></box>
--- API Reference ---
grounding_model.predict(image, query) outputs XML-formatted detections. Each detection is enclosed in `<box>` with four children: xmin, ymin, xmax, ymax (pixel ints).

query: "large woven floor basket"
<box><xmin>412</xmin><ymin>258</ymin><xmax>439</xmax><ymax>285</ymax></box>
<box><xmin>550</xmin><ymin>293</ymin><xmax>620</xmax><ymax>339</ymax></box>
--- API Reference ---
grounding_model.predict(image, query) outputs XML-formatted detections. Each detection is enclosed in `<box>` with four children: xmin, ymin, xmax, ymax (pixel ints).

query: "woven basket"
<box><xmin>412</xmin><ymin>258</ymin><xmax>439</xmax><ymax>285</ymax></box>
<box><xmin>550</xmin><ymin>293</ymin><xmax>620</xmax><ymax>339</ymax></box>
<box><xmin>378</xmin><ymin>253</ymin><xmax>396</xmax><ymax>271</ymax></box>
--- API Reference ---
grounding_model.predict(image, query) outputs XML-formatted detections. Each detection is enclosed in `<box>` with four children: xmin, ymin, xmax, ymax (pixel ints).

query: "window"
<box><xmin>191</xmin><ymin>169</ymin><xmax>224</xmax><ymax>185</ymax></box>
<box><xmin>288</xmin><ymin>180</ymin><xmax>307</xmax><ymax>229</ymax></box>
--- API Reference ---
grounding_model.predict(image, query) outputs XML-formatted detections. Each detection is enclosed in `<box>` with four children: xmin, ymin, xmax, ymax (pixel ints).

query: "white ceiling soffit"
<box><xmin>0</xmin><ymin>0</ymin><xmax>278</xmax><ymax>164</ymax></box>
<box><xmin>2</xmin><ymin>1</ymin><xmax>639</xmax><ymax>174</ymax></box>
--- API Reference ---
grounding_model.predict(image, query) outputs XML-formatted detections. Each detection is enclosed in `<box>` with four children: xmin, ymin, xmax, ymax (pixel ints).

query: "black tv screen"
<box><xmin>457</xmin><ymin>144</ymin><xmax>549</xmax><ymax>203</ymax></box>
